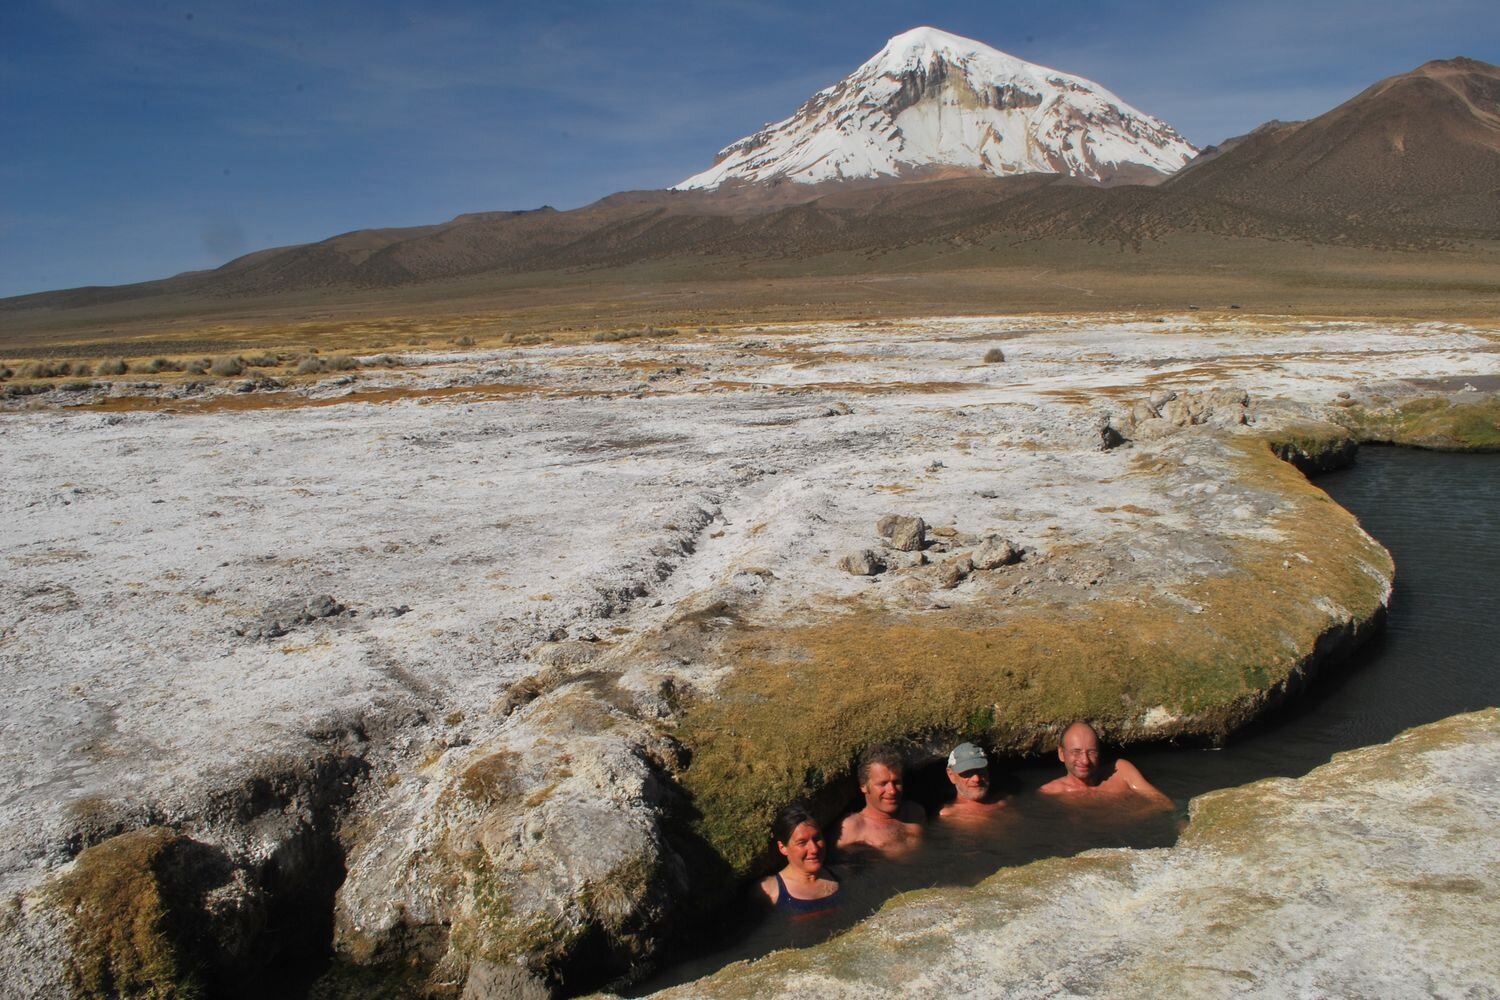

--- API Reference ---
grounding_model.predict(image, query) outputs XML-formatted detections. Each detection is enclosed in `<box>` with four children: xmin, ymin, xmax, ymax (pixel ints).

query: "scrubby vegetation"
<box><xmin>983</xmin><ymin>347</ymin><xmax>1006</xmax><ymax>363</ymax></box>
<box><xmin>295</xmin><ymin>354</ymin><xmax>359</xmax><ymax>375</ymax></box>
<box><xmin>96</xmin><ymin>358</ymin><xmax>128</xmax><ymax>376</ymax></box>
<box><xmin>592</xmin><ymin>326</ymin><xmax>680</xmax><ymax>343</ymax></box>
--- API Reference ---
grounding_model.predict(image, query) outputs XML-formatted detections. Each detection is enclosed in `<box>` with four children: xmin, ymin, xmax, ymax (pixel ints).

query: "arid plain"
<box><xmin>3</xmin><ymin>268</ymin><xmax>1499</xmax><ymax>995</ymax></box>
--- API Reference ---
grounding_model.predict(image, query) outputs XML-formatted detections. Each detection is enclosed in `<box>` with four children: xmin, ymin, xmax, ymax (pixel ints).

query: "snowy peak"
<box><xmin>677</xmin><ymin>27</ymin><xmax>1197</xmax><ymax>190</ymax></box>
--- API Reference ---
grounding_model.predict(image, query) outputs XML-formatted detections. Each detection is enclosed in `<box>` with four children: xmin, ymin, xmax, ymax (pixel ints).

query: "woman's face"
<box><xmin>777</xmin><ymin>821</ymin><xmax>826</xmax><ymax>874</ymax></box>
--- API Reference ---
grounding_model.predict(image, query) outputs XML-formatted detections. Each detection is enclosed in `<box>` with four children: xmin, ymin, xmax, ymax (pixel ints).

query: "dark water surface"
<box><xmin>628</xmin><ymin>446</ymin><xmax>1500</xmax><ymax>995</ymax></box>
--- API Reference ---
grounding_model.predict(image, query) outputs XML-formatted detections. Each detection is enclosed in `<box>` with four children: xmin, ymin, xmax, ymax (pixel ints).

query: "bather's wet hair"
<box><xmin>772</xmin><ymin>802</ymin><xmax>820</xmax><ymax>847</ymax></box>
<box><xmin>856</xmin><ymin>743</ymin><xmax>905</xmax><ymax>785</ymax></box>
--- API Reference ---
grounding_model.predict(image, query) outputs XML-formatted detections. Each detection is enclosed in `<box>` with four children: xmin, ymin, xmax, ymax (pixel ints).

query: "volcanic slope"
<box><xmin>1154</xmin><ymin>56</ymin><xmax>1500</xmax><ymax>236</ymax></box>
<box><xmin>674</xmin><ymin>26</ymin><xmax>1196</xmax><ymax>189</ymax></box>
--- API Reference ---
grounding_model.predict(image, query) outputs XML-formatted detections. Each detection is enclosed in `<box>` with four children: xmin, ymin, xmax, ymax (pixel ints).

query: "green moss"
<box><xmin>46</xmin><ymin>828</ymin><xmax>205</xmax><ymax>1000</ymax></box>
<box><xmin>1337</xmin><ymin>395</ymin><xmax>1500</xmax><ymax>450</ymax></box>
<box><xmin>448</xmin><ymin>853</ymin><xmax>574</xmax><ymax>969</ymax></box>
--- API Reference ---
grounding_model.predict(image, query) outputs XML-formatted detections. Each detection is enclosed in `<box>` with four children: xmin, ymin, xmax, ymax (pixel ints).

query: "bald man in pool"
<box><xmin>1039</xmin><ymin>721</ymin><xmax>1173</xmax><ymax>810</ymax></box>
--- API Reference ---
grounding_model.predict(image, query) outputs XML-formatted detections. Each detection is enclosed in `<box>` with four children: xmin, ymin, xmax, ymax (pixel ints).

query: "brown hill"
<box><xmin>1157</xmin><ymin>57</ymin><xmax>1500</xmax><ymax>235</ymax></box>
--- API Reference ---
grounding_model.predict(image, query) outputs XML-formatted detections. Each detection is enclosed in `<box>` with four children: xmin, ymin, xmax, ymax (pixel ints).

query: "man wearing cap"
<box><xmin>938</xmin><ymin>741</ymin><xmax>1007</xmax><ymax>822</ymax></box>
<box><xmin>836</xmin><ymin>743</ymin><xmax>925</xmax><ymax>854</ymax></box>
<box><xmin>1039</xmin><ymin>721</ymin><xmax>1172</xmax><ymax>809</ymax></box>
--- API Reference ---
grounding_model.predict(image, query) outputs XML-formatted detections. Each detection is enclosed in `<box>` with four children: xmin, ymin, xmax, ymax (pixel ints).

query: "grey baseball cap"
<box><xmin>948</xmin><ymin>742</ymin><xmax>987</xmax><ymax>773</ymax></box>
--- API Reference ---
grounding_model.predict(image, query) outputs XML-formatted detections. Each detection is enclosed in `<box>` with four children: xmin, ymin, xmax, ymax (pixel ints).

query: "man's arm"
<box><xmin>1114</xmin><ymin>759</ymin><xmax>1173</xmax><ymax>810</ymax></box>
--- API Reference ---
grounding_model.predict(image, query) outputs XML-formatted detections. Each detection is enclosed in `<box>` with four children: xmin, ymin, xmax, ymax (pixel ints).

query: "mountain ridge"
<box><xmin>2</xmin><ymin>54</ymin><xmax>1497</xmax><ymax>319</ymax></box>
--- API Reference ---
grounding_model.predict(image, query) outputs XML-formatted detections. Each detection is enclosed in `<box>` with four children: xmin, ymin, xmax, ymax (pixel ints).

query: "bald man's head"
<box><xmin>1058</xmin><ymin>722</ymin><xmax>1102</xmax><ymax>785</ymax></box>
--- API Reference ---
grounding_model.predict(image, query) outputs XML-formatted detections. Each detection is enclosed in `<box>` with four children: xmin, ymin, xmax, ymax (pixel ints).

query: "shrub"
<box><xmin>324</xmin><ymin>354</ymin><xmax>357</xmax><ymax>371</ymax></box>
<box><xmin>71</xmin><ymin>362</ymin><xmax>93</xmax><ymax>377</ymax></box>
<box><xmin>0</xmin><ymin>366</ymin><xmax>11</xmax><ymax>381</ymax></box>
<box><xmin>452</xmin><ymin>335</ymin><xmax>476</xmax><ymax>347</ymax></box>
<box><xmin>983</xmin><ymin>347</ymin><xmax>1006</xmax><ymax>364</ymax></box>
<box><xmin>295</xmin><ymin>357</ymin><xmax>325</xmax><ymax>375</ymax></box>
<box><xmin>592</xmin><ymin>330</ymin><xmax>631</xmax><ymax>343</ymax></box>
<box><xmin>146</xmin><ymin>358</ymin><xmax>179</xmax><ymax>373</ymax></box>
<box><xmin>96</xmin><ymin>358</ymin><xmax>128</xmax><ymax>376</ymax></box>
<box><xmin>184</xmin><ymin>358</ymin><xmax>209</xmax><ymax>375</ymax></box>
<box><xmin>243</xmin><ymin>353</ymin><xmax>279</xmax><ymax>368</ymax></box>
<box><xmin>18</xmin><ymin>361</ymin><xmax>57</xmax><ymax>379</ymax></box>
<box><xmin>209</xmin><ymin>356</ymin><xmax>244</xmax><ymax>377</ymax></box>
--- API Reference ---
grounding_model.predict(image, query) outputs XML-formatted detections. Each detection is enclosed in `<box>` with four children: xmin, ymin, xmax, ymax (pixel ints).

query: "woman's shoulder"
<box><xmin>756</xmin><ymin>872</ymin><xmax>782</xmax><ymax>903</ymax></box>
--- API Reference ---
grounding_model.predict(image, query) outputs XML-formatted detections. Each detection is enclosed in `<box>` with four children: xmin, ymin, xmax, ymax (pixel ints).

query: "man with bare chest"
<box><xmin>837</xmin><ymin>744</ymin><xmax>925</xmax><ymax>854</ymax></box>
<box><xmin>937</xmin><ymin>741</ymin><xmax>1008</xmax><ymax>824</ymax></box>
<box><xmin>1039</xmin><ymin>721</ymin><xmax>1173</xmax><ymax>810</ymax></box>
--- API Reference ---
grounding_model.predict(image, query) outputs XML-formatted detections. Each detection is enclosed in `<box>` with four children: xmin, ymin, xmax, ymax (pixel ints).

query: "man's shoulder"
<box><xmin>836</xmin><ymin>810</ymin><xmax>868</xmax><ymax>843</ymax></box>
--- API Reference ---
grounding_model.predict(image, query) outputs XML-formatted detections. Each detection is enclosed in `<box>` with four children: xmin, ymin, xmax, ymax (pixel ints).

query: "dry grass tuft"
<box><xmin>209</xmin><ymin>356</ymin><xmax>244</xmax><ymax>377</ymax></box>
<box><xmin>46</xmin><ymin>828</ymin><xmax>206</xmax><ymax>999</ymax></box>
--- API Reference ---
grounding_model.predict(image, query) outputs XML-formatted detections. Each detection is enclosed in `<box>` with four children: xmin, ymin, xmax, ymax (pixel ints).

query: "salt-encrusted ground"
<box><xmin>2</xmin><ymin>314</ymin><xmax>1496</xmax><ymax>986</ymax></box>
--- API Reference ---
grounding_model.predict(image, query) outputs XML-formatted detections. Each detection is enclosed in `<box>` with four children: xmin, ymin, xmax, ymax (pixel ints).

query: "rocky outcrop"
<box><xmin>328</xmin><ymin>680</ymin><xmax>696</xmax><ymax>997</ymax></box>
<box><xmin>0</xmin><ymin>753</ymin><xmax>364</xmax><ymax>1000</ymax></box>
<box><xmin>639</xmin><ymin>709</ymin><xmax>1500</xmax><ymax>998</ymax></box>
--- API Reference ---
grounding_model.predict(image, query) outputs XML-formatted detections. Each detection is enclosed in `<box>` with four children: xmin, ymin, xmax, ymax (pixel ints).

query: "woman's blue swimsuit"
<box><xmin>774</xmin><ymin>873</ymin><xmax>840</xmax><ymax>915</ymax></box>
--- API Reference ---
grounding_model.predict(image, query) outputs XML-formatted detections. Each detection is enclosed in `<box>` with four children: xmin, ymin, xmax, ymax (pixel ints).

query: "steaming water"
<box><xmin>627</xmin><ymin>446</ymin><xmax>1500</xmax><ymax>995</ymax></box>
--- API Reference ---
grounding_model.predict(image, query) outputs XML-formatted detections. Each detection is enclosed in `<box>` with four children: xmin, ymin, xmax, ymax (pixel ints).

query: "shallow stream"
<box><xmin>628</xmin><ymin>445</ymin><xmax>1500</xmax><ymax>995</ymax></box>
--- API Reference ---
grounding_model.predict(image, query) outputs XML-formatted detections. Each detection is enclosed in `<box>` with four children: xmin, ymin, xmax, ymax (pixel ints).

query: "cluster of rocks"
<box><xmin>839</xmin><ymin>514</ymin><xmax>1023</xmax><ymax>589</ymax></box>
<box><xmin>232</xmin><ymin>593</ymin><xmax>347</xmax><ymax>641</ymax></box>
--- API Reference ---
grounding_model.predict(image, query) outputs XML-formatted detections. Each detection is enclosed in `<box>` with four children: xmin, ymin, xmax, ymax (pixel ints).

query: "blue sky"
<box><xmin>2</xmin><ymin>0</ymin><xmax>1496</xmax><ymax>298</ymax></box>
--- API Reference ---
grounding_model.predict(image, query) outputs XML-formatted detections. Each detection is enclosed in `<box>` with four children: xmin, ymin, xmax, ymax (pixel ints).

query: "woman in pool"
<box><xmin>758</xmin><ymin>802</ymin><xmax>841</xmax><ymax>916</ymax></box>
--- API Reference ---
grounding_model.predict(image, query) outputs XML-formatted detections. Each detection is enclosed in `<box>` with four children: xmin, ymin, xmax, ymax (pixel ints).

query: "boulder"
<box><xmin>876</xmin><ymin>514</ymin><xmax>926</xmax><ymax>552</ymax></box>
<box><xmin>938</xmin><ymin>555</ymin><xmax>973</xmax><ymax>590</ymax></box>
<box><xmin>971</xmin><ymin>536</ymin><xmax>1022</xmax><ymax>571</ymax></box>
<box><xmin>332</xmin><ymin>683</ymin><xmax>691</xmax><ymax>995</ymax></box>
<box><xmin>838</xmin><ymin>550</ymin><xmax>886</xmax><ymax>576</ymax></box>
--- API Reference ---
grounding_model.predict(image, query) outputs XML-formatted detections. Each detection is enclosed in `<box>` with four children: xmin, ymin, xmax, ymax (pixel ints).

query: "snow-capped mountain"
<box><xmin>677</xmin><ymin>26</ymin><xmax>1197</xmax><ymax>189</ymax></box>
